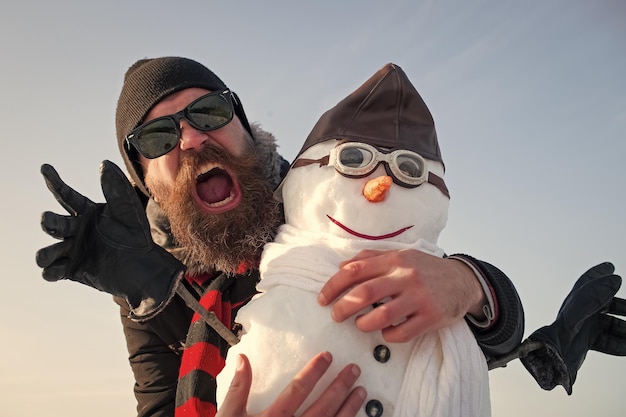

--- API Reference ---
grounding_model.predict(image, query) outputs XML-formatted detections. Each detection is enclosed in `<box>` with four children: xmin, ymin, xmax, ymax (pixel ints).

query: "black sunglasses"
<box><xmin>125</xmin><ymin>89</ymin><xmax>234</xmax><ymax>159</ymax></box>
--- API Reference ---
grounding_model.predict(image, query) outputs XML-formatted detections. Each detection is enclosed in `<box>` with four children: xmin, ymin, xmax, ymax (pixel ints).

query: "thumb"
<box><xmin>99</xmin><ymin>160</ymin><xmax>150</xmax><ymax>236</ymax></box>
<box><xmin>216</xmin><ymin>354</ymin><xmax>252</xmax><ymax>417</ymax></box>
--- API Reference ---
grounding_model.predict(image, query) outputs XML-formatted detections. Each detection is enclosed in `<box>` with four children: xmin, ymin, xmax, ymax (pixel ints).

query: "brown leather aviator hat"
<box><xmin>294</xmin><ymin>63</ymin><xmax>443</xmax><ymax>164</ymax></box>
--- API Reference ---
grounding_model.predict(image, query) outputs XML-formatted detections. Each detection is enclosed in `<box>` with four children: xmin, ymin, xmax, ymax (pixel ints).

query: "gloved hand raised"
<box><xmin>36</xmin><ymin>160</ymin><xmax>185</xmax><ymax>321</ymax></box>
<box><xmin>520</xmin><ymin>262</ymin><xmax>626</xmax><ymax>394</ymax></box>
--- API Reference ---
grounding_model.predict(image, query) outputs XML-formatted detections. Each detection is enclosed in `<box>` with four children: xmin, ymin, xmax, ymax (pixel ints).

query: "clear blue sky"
<box><xmin>1</xmin><ymin>1</ymin><xmax>624</xmax><ymax>416</ymax></box>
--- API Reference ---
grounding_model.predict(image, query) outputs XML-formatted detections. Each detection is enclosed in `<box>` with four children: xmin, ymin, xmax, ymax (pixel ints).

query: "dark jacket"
<box><xmin>115</xmin><ymin>294</ymin><xmax>192</xmax><ymax>417</ymax></box>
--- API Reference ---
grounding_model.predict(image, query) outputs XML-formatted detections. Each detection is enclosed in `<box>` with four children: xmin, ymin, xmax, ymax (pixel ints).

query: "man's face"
<box><xmin>138</xmin><ymin>88</ymin><xmax>281</xmax><ymax>274</ymax></box>
<box><xmin>139</xmin><ymin>88</ymin><xmax>251</xmax><ymax>213</ymax></box>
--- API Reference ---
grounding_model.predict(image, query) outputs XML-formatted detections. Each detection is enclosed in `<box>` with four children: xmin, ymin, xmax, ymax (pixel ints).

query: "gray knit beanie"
<box><xmin>115</xmin><ymin>56</ymin><xmax>252</xmax><ymax>196</ymax></box>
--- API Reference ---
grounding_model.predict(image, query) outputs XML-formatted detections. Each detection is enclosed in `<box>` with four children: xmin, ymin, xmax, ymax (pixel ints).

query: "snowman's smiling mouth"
<box><xmin>327</xmin><ymin>215</ymin><xmax>413</xmax><ymax>240</ymax></box>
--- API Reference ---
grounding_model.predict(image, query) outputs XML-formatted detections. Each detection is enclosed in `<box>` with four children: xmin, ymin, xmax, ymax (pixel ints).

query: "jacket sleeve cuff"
<box><xmin>448</xmin><ymin>253</ymin><xmax>525</xmax><ymax>359</ymax></box>
<box><xmin>447</xmin><ymin>254</ymin><xmax>497</xmax><ymax>329</ymax></box>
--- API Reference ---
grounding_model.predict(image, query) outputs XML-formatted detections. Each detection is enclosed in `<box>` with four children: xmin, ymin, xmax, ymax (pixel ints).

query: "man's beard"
<box><xmin>145</xmin><ymin>145</ymin><xmax>282</xmax><ymax>275</ymax></box>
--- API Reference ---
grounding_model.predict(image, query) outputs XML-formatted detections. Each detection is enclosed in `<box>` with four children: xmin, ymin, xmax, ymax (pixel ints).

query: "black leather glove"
<box><xmin>520</xmin><ymin>262</ymin><xmax>626</xmax><ymax>394</ymax></box>
<box><xmin>36</xmin><ymin>160</ymin><xmax>185</xmax><ymax>321</ymax></box>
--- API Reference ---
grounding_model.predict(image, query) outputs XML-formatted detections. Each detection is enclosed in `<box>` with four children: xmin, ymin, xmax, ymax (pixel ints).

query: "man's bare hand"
<box><xmin>217</xmin><ymin>352</ymin><xmax>366</xmax><ymax>417</ymax></box>
<box><xmin>318</xmin><ymin>249</ymin><xmax>486</xmax><ymax>342</ymax></box>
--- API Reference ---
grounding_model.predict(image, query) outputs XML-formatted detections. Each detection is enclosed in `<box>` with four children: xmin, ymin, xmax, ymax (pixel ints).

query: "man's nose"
<box><xmin>178</xmin><ymin>119</ymin><xmax>209</xmax><ymax>152</ymax></box>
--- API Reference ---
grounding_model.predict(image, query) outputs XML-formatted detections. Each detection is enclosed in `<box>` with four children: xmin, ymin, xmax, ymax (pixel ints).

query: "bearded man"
<box><xmin>36</xmin><ymin>57</ymin><xmax>524</xmax><ymax>417</ymax></box>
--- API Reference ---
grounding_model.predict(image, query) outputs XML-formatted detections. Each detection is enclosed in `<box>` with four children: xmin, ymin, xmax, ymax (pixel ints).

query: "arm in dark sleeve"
<box><xmin>449</xmin><ymin>254</ymin><xmax>525</xmax><ymax>359</ymax></box>
<box><xmin>115</xmin><ymin>294</ymin><xmax>194</xmax><ymax>417</ymax></box>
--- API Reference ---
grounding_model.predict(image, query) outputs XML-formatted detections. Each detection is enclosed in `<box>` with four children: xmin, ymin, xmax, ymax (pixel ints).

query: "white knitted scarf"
<box><xmin>257</xmin><ymin>224</ymin><xmax>490</xmax><ymax>417</ymax></box>
<box><xmin>258</xmin><ymin>224</ymin><xmax>445</xmax><ymax>293</ymax></box>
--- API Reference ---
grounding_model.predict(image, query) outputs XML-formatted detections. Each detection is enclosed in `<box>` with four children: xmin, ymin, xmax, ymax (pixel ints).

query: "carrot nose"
<box><xmin>363</xmin><ymin>175</ymin><xmax>393</xmax><ymax>202</ymax></box>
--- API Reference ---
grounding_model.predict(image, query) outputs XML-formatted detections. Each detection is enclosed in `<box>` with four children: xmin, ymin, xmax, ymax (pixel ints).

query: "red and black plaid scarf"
<box><xmin>175</xmin><ymin>270</ymin><xmax>258</xmax><ymax>417</ymax></box>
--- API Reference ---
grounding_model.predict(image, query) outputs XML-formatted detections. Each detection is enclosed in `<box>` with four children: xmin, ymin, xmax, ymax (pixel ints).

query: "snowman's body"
<box><xmin>216</xmin><ymin>140</ymin><xmax>491</xmax><ymax>417</ymax></box>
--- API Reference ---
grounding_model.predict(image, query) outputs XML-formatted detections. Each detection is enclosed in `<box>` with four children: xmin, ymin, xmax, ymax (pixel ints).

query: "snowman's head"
<box><xmin>275</xmin><ymin>63</ymin><xmax>451</xmax><ymax>245</ymax></box>
<box><xmin>280</xmin><ymin>139</ymin><xmax>449</xmax><ymax>245</ymax></box>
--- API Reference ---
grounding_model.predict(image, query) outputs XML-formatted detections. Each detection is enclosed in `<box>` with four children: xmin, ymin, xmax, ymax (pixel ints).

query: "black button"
<box><xmin>366</xmin><ymin>399</ymin><xmax>383</xmax><ymax>417</ymax></box>
<box><xmin>373</xmin><ymin>344</ymin><xmax>390</xmax><ymax>363</ymax></box>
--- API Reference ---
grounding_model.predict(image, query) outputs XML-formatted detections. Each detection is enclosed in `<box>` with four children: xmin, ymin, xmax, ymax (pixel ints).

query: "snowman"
<box><xmin>216</xmin><ymin>63</ymin><xmax>491</xmax><ymax>417</ymax></box>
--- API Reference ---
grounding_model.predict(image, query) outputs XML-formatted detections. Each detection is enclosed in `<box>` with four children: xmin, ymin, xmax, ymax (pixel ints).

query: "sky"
<box><xmin>1</xmin><ymin>0</ymin><xmax>625</xmax><ymax>416</ymax></box>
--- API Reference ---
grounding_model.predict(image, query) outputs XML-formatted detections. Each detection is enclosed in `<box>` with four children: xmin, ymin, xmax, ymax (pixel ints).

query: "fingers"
<box><xmin>36</xmin><ymin>240</ymin><xmax>70</xmax><ymax>269</ymax></box>
<box><xmin>36</xmin><ymin>241</ymin><xmax>73</xmax><ymax>282</ymax></box>
<box><xmin>99</xmin><ymin>160</ymin><xmax>149</xmax><ymax>233</ymax></box>
<box><xmin>319</xmin><ymin>249</ymin><xmax>431</xmax><ymax>307</ymax></box>
<box><xmin>610</xmin><ymin>296</ymin><xmax>626</xmax><ymax>316</ymax></box>
<box><xmin>320</xmin><ymin>249</ymin><xmax>472</xmax><ymax>342</ymax></box>
<box><xmin>37</xmin><ymin>211</ymin><xmax>80</xmax><ymax>281</ymax></box>
<box><xmin>300</xmin><ymin>362</ymin><xmax>366</xmax><ymax>417</ymax></box>
<box><xmin>354</xmin><ymin>296</ymin><xmax>405</xmax><ymax>330</ymax></box>
<box><xmin>325</xmin><ymin>386</ymin><xmax>367</xmax><ymax>417</ymax></box>
<box><xmin>218</xmin><ymin>353</ymin><xmax>365</xmax><ymax>417</ymax></box>
<box><xmin>353</xmin><ymin>296</ymin><xmax>439</xmax><ymax>342</ymax></box>
<box><xmin>380</xmin><ymin>316</ymin><xmax>427</xmax><ymax>343</ymax></box>
<box><xmin>325</xmin><ymin>278</ymin><xmax>427</xmax><ymax>342</ymax></box>
<box><xmin>587</xmin><ymin>274</ymin><xmax>621</xmax><ymax>307</ymax></box>
<box><xmin>40</xmin><ymin>211</ymin><xmax>79</xmax><ymax>239</ymax></box>
<box><xmin>566</xmin><ymin>274</ymin><xmax>622</xmax><ymax>324</ymax></box>
<box><xmin>319</xmin><ymin>251</ymin><xmax>388</xmax><ymax>307</ymax></box>
<box><xmin>41</xmin><ymin>163</ymin><xmax>93</xmax><ymax>216</ymax></box>
<box><xmin>574</xmin><ymin>262</ymin><xmax>616</xmax><ymax>290</ymax></box>
<box><xmin>355</xmin><ymin>298</ymin><xmax>424</xmax><ymax>342</ymax></box>
<box><xmin>328</xmin><ymin>277</ymin><xmax>394</xmax><ymax>323</ymax></box>
<box><xmin>267</xmin><ymin>351</ymin><xmax>335</xmax><ymax>417</ymax></box>
<box><xmin>216</xmin><ymin>354</ymin><xmax>252</xmax><ymax>417</ymax></box>
<box><xmin>585</xmin><ymin>262</ymin><xmax>616</xmax><ymax>278</ymax></box>
<box><xmin>41</xmin><ymin>261</ymin><xmax>70</xmax><ymax>282</ymax></box>
<box><xmin>594</xmin><ymin>315</ymin><xmax>626</xmax><ymax>356</ymax></box>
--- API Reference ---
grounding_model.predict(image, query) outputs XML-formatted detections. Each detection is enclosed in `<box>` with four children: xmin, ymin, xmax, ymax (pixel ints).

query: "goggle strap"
<box><xmin>428</xmin><ymin>172</ymin><xmax>450</xmax><ymax>199</ymax></box>
<box><xmin>291</xmin><ymin>155</ymin><xmax>330</xmax><ymax>169</ymax></box>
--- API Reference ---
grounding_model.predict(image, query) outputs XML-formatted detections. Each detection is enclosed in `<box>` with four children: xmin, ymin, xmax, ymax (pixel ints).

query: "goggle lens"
<box><xmin>338</xmin><ymin>147</ymin><xmax>374</xmax><ymax>169</ymax></box>
<box><xmin>394</xmin><ymin>154</ymin><xmax>424</xmax><ymax>179</ymax></box>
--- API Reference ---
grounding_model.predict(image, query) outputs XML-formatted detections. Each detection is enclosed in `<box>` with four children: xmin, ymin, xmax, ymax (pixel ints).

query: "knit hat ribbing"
<box><xmin>115</xmin><ymin>56</ymin><xmax>252</xmax><ymax>196</ymax></box>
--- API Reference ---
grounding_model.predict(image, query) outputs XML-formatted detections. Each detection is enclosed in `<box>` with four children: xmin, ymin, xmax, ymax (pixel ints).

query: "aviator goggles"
<box><xmin>125</xmin><ymin>89</ymin><xmax>234</xmax><ymax>159</ymax></box>
<box><xmin>292</xmin><ymin>142</ymin><xmax>449</xmax><ymax>198</ymax></box>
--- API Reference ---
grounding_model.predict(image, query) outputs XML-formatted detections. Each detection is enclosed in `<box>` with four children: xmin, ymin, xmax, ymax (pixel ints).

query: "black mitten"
<box><xmin>520</xmin><ymin>262</ymin><xmax>626</xmax><ymax>394</ymax></box>
<box><xmin>36</xmin><ymin>160</ymin><xmax>185</xmax><ymax>321</ymax></box>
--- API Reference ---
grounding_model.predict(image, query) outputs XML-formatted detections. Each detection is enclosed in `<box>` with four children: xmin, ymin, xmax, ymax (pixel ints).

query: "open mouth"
<box><xmin>194</xmin><ymin>165</ymin><xmax>242</xmax><ymax>213</ymax></box>
<box><xmin>327</xmin><ymin>215</ymin><xmax>413</xmax><ymax>240</ymax></box>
